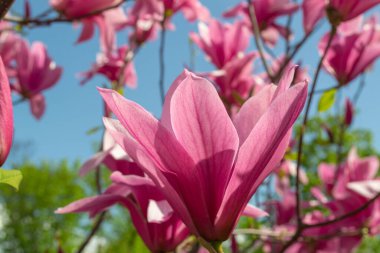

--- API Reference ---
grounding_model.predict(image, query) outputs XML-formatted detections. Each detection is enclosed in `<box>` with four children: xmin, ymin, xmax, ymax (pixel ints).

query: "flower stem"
<box><xmin>210</xmin><ymin>241</ymin><xmax>224</xmax><ymax>253</ymax></box>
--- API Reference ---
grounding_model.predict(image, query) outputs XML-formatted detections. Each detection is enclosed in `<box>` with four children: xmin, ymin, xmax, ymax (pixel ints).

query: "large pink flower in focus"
<box><xmin>224</xmin><ymin>0</ymin><xmax>298</xmax><ymax>46</ymax></box>
<box><xmin>190</xmin><ymin>19</ymin><xmax>250</xmax><ymax>69</ymax></box>
<box><xmin>12</xmin><ymin>41</ymin><xmax>62</xmax><ymax>119</ymax></box>
<box><xmin>319</xmin><ymin>16</ymin><xmax>380</xmax><ymax>86</ymax></box>
<box><xmin>98</xmin><ymin>68</ymin><xmax>307</xmax><ymax>242</ymax></box>
<box><xmin>0</xmin><ymin>57</ymin><xmax>13</xmax><ymax>166</ymax></box>
<box><xmin>302</xmin><ymin>0</ymin><xmax>380</xmax><ymax>33</ymax></box>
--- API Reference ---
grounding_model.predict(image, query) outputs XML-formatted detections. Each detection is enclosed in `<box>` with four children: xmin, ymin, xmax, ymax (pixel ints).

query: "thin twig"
<box><xmin>0</xmin><ymin>0</ymin><xmax>15</xmax><ymax>19</ymax></box>
<box><xmin>305</xmin><ymin>192</ymin><xmax>380</xmax><ymax>229</ymax></box>
<box><xmin>280</xmin><ymin>26</ymin><xmax>337</xmax><ymax>253</ymax></box>
<box><xmin>4</xmin><ymin>0</ymin><xmax>129</xmax><ymax>27</ymax></box>
<box><xmin>246</xmin><ymin>0</ymin><xmax>274</xmax><ymax>82</ymax></box>
<box><xmin>75</xmin><ymin>212</ymin><xmax>106</xmax><ymax>253</ymax></box>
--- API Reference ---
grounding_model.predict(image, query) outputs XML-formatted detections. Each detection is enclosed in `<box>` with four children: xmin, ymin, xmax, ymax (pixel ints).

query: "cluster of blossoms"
<box><xmin>268</xmin><ymin>147</ymin><xmax>380</xmax><ymax>252</ymax></box>
<box><xmin>1</xmin><ymin>0</ymin><xmax>380</xmax><ymax>252</ymax></box>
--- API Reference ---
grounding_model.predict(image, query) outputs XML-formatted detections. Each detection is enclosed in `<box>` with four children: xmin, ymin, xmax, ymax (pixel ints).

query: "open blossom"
<box><xmin>57</xmin><ymin>131</ymin><xmax>189</xmax><ymax>252</ymax></box>
<box><xmin>0</xmin><ymin>57</ymin><xmax>13</xmax><ymax>166</ymax></box>
<box><xmin>12</xmin><ymin>41</ymin><xmax>62</xmax><ymax>119</ymax></box>
<box><xmin>80</xmin><ymin>45</ymin><xmax>137</xmax><ymax>88</ymax></box>
<box><xmin>130</xmin><ymin>0</ymin><xmax>209</xmax><ymax>23</ymax></box>
<box><xmin>319</xmin><ymin>16</ymin><xmax>380</xmax><ymax>86</ymax></box>
<box><xmin>190</xmin><ymin>20</ymin><xmax>250</xmax><ymax>69</ymax></box>
<box><xmin>50</xmin><ymin>0</ymin><xmax>127</xmax><ymax>46</ymax></box>
<box><xmin>208</xmin><ymin>53</ymin><xmax>260</xmax><ymax>105</ymax></box>
<box><xmin>223</xmin><ymin>0</ymin><xmax>298</xmax><ymax>46</ymax></box>
<box><xmin>98</xmin><ymin>68</ymin><xmax>307</xmax><ymax>242</ymax></box>
<box><xmin>302</xmin><ymin>0</ymin><xmax>380</xmax><ymax>33</ymax></box>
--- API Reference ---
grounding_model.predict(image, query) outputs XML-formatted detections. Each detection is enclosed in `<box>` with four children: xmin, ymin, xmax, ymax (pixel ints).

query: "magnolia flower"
<box><xmin>98</xmin><ymin>68</ymin><xmax>307</xmax><ymax>243</ymax></box>
<box><xmin>57</xmin><ymin>131</ymin><xmax>189</xmax><ymax>252</ymax></box>
<box><xmin>302</xmin><ymin>0</ymin><xmax>380</xmax><ymax>33</ymax></box>
<box><xmin>190</xmin><ymin>20</ymin><xmax>250</xmax><ymax>69</ymax></box>
<box><xmin>0</xmin><ymin>57</ymin><xmax>13</xmax><ymax>166</ymax></box>
<box><xmin>12</xmin><ymin>41</ymin><xmax>62</xmax><ymax>119</ymax></box>
<box><xmin>50</xmin><ymin>0</ymin><xmax>127</xmax><ymax>46</ymax></box>
<box><xmin>319</xmin><ymin>16</ymin><xmax>380</xmax><ymax>86</ymax></box>
<box><xmin>130</xmin><ymin>0</ymin><xmax>209</xmax><ymax>23</ymax></box>
<box><xmin>80</xmin><ymin>45</ymin><xmax>137</xmax><ymax>88</ymax></box>
<box><xmin>318</xmin><ymin>148</ymin><xmax>379</xmax><ymax>200</ymax></box>
<box><xmin>57</xmin><ymin>169</ymin><xmax>189</xmax><ymax>253</ymax></box>
<box><xmin>208</xmin><ymin>53</ymin><xmax>260</xmax><ymax>105</ymax></box>
<box><xmin>224</xmin><ymin>0</ymin><xmax>298</xmax><ymax>46</ymax></box>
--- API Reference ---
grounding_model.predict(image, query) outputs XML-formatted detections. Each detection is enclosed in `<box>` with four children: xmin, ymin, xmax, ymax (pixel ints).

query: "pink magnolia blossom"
<box><xmin>12</xmin><ymin>41</ymin><xmax>62</xmax><ymax>119</ymax></box>
<box><xmin>311</xmin><ymin>148</ymin><xmax>380</xmax><ymax>235</ymax></box>
<box><xmin>124</xmin><ymin>16</ymin><xmax>159</xmax><ymax>46</ymax></box>
<box><xmin>50</xmin><ymin>0</ymin><xmax>120</xmax><ymax>18</ymax></box>
<box><xmin>190</xmin><ymin>20</ymin><xmax>250</xmax><ymax>69</ymax></box>
<box><xmin>318</xmin><ymin>147</ymin><xmax>379</xmax><ymax>200</ymax></box>
<box><xmin>57</xmin><ymin>169</ymin><xmax>189</xmax><ymax>252</ymax></box>
<box><xmin>50</xmin><ymin>0</ymin><xmax>127</xmax><ymax>46</ymax></box>
<box><xmin>223</xmin><ymin>0</ymin><xmax>298</xmax><ymax>46</ymax></box>
<box><xmin>80</xmin><ymin>45</ymin><xmax>137</xmax><ymax>88</ymax></box>
<box><xmin>302</xmin><ymin>0</ymin><xmax>380</xmax><ymax>33</ymax></box>
<box><xmin>98</xmin><ymin>68</ymin><xmax>307</xmax><ymax>242</ymax></box>
<box><xmin>130</xmin><ymin>0</ymin><xmax>209</xmax><ymax>23</ymax></box>
<box><xmin>162</xmin><ymin>0</ymin><xmax>209</xmax><ymax>22</ymax></box>
<box><xmin>0</xmin><ymin>57</ymin><xmax>13</xmax><ymax>166</ymax></box>
<box><xmin>208</xmin><ymin>53</ymin><xmax>261</xmax><ymax>106</ymax></box>
<box><xmin>319</xmin><ymin>16</ymin><xmax>380</xmax><ymax>86</ymax></box>
<box><xmin>274</xmin><ymin>160</ymin><xmax>308</xmax><ymax>195</ymax></box>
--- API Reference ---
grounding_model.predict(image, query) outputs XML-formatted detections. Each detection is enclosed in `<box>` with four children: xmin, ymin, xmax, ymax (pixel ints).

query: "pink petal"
<box><xmin>30</xmin><ymin>93</ymin><xmax>46</xmax><ymax>120</ymax></box>
<box><xmin>169</xmin><ymin>71</ymin><xmax>239</xmax><ymax>219</ymax></box>
<box><xmin>79</xmin><ymin>149</ymin><xmax>111</xmax><ymax>176</ymax></box>
<box><xmin>217</xmin><ymin>81</ymin><xmax>307</xmax><ymax>233</ymax></box>
<box><xmin>0</xmin><ymin>57</ymin><xmax>13</xmax><ymax>166</ymax></box>
<box><xmin>102</xmin><ymin>118</ymin><xmax>198</xmax><ymax>234</ymax></box>
<box><xmin>242</xmin><ymin>204</ymin><xmax>269</xmax><ymax>218</ymax></box>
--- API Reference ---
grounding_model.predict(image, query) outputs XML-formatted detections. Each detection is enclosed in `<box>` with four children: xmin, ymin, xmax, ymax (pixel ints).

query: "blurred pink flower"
<box><xmin>12</xmin><ymin>41</ymin><xmax>62</xmax><ymax>119</ymax></box>
<box><xmin>50</xmin><ymin>0</ymin><xmax>127</xmax><ymax>47</ymax></box>
<box><xmin>302</xmin><ymin>0</ymin><xmax>380</xmax><ymax>33</ymax></box>
<box><xmin>224</xmin><ymin>0</ymin><xmax>298</xmax><ymax>46</ymax></box>
<box><xmin>80</xmin><ymin>45</ymin><xmax>137</xmax><ymax>88</ymax></box>
<box><xmin>208</xmin><ymin>53</ymin><xmax>260</xmax><ymax>105</ymax></box>
<box><xmin>318</xmin><ymin>147</ymin><xmax>379</xmax><ymax>200</ymax></box>
<box><xmin>0</xmin><ymin>57</ymin><xmax>13</xmax><ymax>166</ymax></box>
<box><xmin>162</xmin><ymin>0</ymin><xmax>209</xmax><ymax>22</ymax></box>
<box><xmin>98</xmin><ymin>68</ymin><xmax>307</xmax><ymax>242</ymax></box>
<box><xmin>190</xmin><ymin>20</ymin><xmax>250</xmax><ymax>69</ymax></box>
<box><xmin>319</xmin><ymin>16</ymin><xmax>380</xmax><ymax>86</ymax></box>
<box><xmin>274</xmin><ymin>160</ymin><xmax>308</xmax><ymax>195</ymax></box>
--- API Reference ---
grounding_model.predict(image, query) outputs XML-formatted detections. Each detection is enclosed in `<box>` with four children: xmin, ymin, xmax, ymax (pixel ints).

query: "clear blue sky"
<box><xmin>7</xmin><ymin>1</ymin><xmax>380</xmax><ymax>165</ymax></box>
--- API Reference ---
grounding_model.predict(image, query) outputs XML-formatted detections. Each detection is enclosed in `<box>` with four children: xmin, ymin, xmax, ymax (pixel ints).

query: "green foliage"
<box><xmin>0</xmin><ymin>161</ymin><xmax>89</xmax><ymax>253</ymax></box>
<box><xmin>292</xmin><ymin>114</ymin><xmax>378</xmax><ymax>171</ymax></box>
<box><xmin>356</xmin><ymin>236</ymin><xmax>380</xmax><ymax>252</ymax></box>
